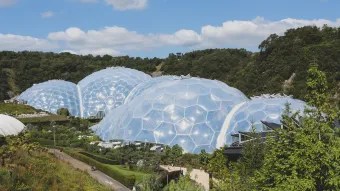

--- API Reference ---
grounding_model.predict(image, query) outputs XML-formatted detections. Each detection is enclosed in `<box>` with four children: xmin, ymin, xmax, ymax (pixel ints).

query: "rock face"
<box><xmin>7</xmin><ymin>91</ymin><xmax>15</xmax><ymax>98</ymax></box>
<box><xmin>283</xmin><ymin>73</ymin><xmax>296</xmax><ymax>93</ymax></box>
<box><xmin>151</xmin><ymin>71</ymin><xmax>163</xmax><ymax>77</ymax></box>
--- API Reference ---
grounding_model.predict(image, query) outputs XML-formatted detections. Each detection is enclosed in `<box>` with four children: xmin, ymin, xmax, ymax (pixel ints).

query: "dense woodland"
<box><xmin>1</xmin><ymin>25</ymin><xmax>340</xmax><ymax>105</ymax></box>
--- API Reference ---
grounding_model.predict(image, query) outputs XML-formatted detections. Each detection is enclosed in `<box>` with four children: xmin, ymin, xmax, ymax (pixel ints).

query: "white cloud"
<box><xmin>0</xmin><ymin>34</ymin><xmax>58</xmax><ymax>51</ymax></box>
<box><xmin>105</xmin><ymin>0</ymin><xmax>147</xmax><ymax>10</ymax></box>
<box><xmin>47</xmin><ymin>17</ymin><xmax>340</xmax><ymax>55</ymax></box>
<box><xmin>198</xmin><ymin>17</ymin><xmax>340</xmax><ymax>48</ymax></box>
<box><xmin>0</xmin><ymin>0</ymin><xmax>16</xmax><ymax>7</ymax></box>
<box><xmin>2</xmin><ymin>17</ymin><xmax>340</xmax><ymax>56</ymax></box>
<box><xmin>41</xmin><ymin>11</ymin><xmax>54</xmax><ymax>18</ymax></box>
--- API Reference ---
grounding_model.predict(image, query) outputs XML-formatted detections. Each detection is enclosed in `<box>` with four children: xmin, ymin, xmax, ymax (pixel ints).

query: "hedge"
<box><xmin>31</xmin><ymin>138</ymin><xmax>54</xmax><ymax>146</ymax></box>
<box><xmin>78</xmin><ymin>151</ymin><xmax>119</xmax><ymax>165</ymax></box>
<box><xmin>64</xmin><ymin>149</ymin><xmax>136</xmax><ymax>188</ymax></box>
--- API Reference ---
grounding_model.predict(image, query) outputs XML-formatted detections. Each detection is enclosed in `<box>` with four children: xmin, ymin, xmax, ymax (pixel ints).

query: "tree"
<box><xmin>207</xmin><ymin>147</ymin><xmax>227</xmax><ymax>179</ymax></box>
<box><xmin>199</xmin><ymin>149</ymin><xmax>210</xmax><ymax>167</ymax></box>
<box><xmin>239</xmin><ymin>123</ymin><xmax>265</xmax><ymax>176</ymax></box>
<box><xmin>140</xmin><ymin>175</ymin><xmax>162</xmax><ymax>191</ymax></box>
<box><xmin>171</xmin><ymin>144</ymin><xmax>183</xmax><ymax>165</ymax></box>
<box><xmin>254</xmin><ymin>64</ymin><xmax>340</xmax><ymax>190</ymax></box>
<box><xmin>305</xmin><ymin>63</ymin><xmax>329</xmax><ymax>110</ymax></box>
<box><xmin>164</xmin><ymin>173</ymin><xmax>205</xmax><ymax>191</ymax></box>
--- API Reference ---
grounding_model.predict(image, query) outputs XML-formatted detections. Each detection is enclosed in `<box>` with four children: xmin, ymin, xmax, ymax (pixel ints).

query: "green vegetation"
<box><xmin>203</xmin><ymin>64</ymin><xmax>340</xmax><ymax>190</ymax></box>
<box><xmin>64</xmin><ymin>148</ymin><xmax>137</xmax><ymax>188</ymax></box>
<box><xmin>79</xmin><ymin>151</ymin><xmax>119</xmax><ymax>165</ymax></box>
<box><xmin>18</xmin><ymin>115</ymin><xmax>69</xmax><ymax>123</ymax></box>
<box><xmin>0</xmin><ymin>103</ymin><xmax>37</xmax><ymax>115</ymax></box>
<box><xmin>107</xmin><ymin>165</ymin><xmax>150</xmax><ymax>184</ymax></box>
<box><xmin>163</xmin><ymin>172</ymin><xmax>205</xmax><ymax>191</ymax></box>
<box><xmin>0</xmin><ymin>136</ymin><xmax>111</xmax><ymax>191</ymax></box>
<box><xmin>27</xmin><ymin>124</ymin><xmax>97</xmax><ymax>147</ymax></box>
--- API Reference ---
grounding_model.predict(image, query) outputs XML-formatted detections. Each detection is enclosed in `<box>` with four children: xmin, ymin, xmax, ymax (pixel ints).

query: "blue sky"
<box><xmin>0</xmin><ymin>0</ymin><xmax>339</xmax><ymax>57</ymax></box>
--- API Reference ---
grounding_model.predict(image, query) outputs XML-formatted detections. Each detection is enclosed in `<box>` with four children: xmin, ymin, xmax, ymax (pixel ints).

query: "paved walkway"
<box><xmin>160</xmin><ymin>165</ymin><xmax>209</xmax><ymax>190</ymax></box>
<box><xmin>48</xmin><ymin>149</ymin><xmax>130</xmax><ymax>191</ymax></box>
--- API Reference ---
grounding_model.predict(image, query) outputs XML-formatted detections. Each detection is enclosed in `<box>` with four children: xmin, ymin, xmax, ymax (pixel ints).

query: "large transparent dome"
<box><xmin>17</xmin><ymin>80</ymin><xmax>80</xmax><ymax>116</ymax></box>
<box><xmin>222</xmin><ymin>97</ymin><xmax>306</xmax><ymax>146</ymax></box>
<box><xmin>0</xmin><ymin>114</ymin><xmax>25</xmax><ymax>136</ymax></box>
<box><xmin>78</xmin><ymin>67</ymin><xmax>151</xmax><ymax>118</ymax></box>
<box><xmin>96</xmin><ymin>77</ymin><xmax>249</xmax><ymax>153</ymax></box>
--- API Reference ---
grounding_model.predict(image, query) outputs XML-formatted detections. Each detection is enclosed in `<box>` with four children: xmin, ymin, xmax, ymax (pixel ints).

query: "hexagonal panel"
<box><xmin>133</xmin><ymin>101</ymin><xmax>153</xmax><ymax>118</ymax></box>
<box><xmin>191</xmin><ymin>123</ymin><xmax>214</xmax><ymax>145</ymax></box>
<box><xmin>143</xmin><ymin>110</ymin><xmax>163</xmax><ymax>131</ymax></box>
<box><xmin>153</xmin><ymin>94</ymin><xmax>175</xmax><ymax>110</ymax></box>
<box><xmin>248</xmin><ymin>111</ymin><xmax>266</xmax><ymax>122</ymax></box>
<box><xmin>125</xmin><ymin>118</ymin><xmax>142</xmax><ymax>141</ymax></box>
<box><xmin>163</xmin><ymin>105</ymin><xmax>185</xmax><ymax>124</ymax></box>
<box><xmin>198</xmin><ymin>94</ymin><xmax>220</xmax><ymax>111</ymax></box>
<box><xmin>185</xmin><ymin>105</ymin><xmax>207</xmax><ymax>124</ymax></box>
<box><xmin>175</xmin><ymin>119</ymin><xmax>193</xmax><ymax>134</ymax></box>
<box><xmin>206</xmin><ymin>110</ymin><xmax>226</xmax><ymax>132</ymax></box>
<box><xmin>136</xmin><ymin>130</ymin><xmax>156</xmax><ymax>143</ymax></box>
<box><xmin>175</xmin><ymin>92</ymin><xmax>198</xmax><ymax>107</ymax></box>
<box><xmin>171</xmin><ymin>135</ymin><xmax>196</xmax><ymax>153</ymax></box>
<box><xmin>154</xmin><ymin>122</ymin><xmax>176</xmax><ymax>145</ymax></box>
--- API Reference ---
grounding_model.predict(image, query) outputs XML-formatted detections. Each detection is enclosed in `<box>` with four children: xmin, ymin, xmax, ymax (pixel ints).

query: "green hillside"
<box><xmin>0</xmin><ymin>103</ymin><xmax>37</xmax><ymax>115</ymax></box>
<box><xmin>1</xmin><ymin>25</ymin><xmax>340</xmax><ymax>106</ymax></box>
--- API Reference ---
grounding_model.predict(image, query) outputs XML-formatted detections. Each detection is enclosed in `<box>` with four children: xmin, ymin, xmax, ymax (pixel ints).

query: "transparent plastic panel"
<box><xmin>171</xmin><ymin>135</ymin><xmax>196</xmax><ymax>153</ymax></box>
<box><xmin>190</xmin><ymin>123</ymin><xmax>214</xmax><ymax>145</ymax></box>
<box><xmin>154</xmin><ymin>122</ymin><xmax>176</xmax><ymax>145</ymax></box>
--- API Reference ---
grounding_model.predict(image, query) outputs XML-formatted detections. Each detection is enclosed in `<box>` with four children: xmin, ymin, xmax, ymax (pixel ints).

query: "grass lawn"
<box><xmin>106</xmin><ymin>165</ymin><xmax>151</xmax><ymax>183</ymax></box>
<box><xmin>0</xmin><ymin>103</ymin><xmax>37</xmax><ymax>115</ymax></box>
<box><xmin>18</xmin><ymin>115</ymin><xmax>69</xmax><ymax>123</ymax></box>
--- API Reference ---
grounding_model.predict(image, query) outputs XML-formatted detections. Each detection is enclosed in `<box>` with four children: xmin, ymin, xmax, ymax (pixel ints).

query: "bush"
<box><xmin>31</xmin><ymin>138</ymin><xmax>54</xmax><ymax>146</ymax></box>
<box><xmin>64</xmin><ymin>149</ymin><xmax>136</xmax><ymax>188</ymax></box>
<box><xmin>79</xmin><ymin>151</ymin><xmax>119</xmax><ymax>165</ymax></box>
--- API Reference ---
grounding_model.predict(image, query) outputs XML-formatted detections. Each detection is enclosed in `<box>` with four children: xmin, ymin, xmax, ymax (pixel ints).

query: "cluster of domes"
<box><xmin>95</xmin><ymin>73</ymin><xmax>306</xmax><ymax>153</ymax></box>
<box><xmin>17</xmin><ymin>67</ymin><xmax>307</xmax><ymax>153</ymax></box>
<box><xmin>17</xmin><ymin>67</ymin><xmax>151</xmax><ymax>118</ymax></box>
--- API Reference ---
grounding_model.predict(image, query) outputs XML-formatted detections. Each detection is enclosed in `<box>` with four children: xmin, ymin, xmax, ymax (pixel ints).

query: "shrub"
<box><xmin>79</xmin><ymin>151</ymin><xmax>119</xmax><ymax>165</ymax></box>
<box><xmin>64</xmin><ymin>149</ymin><xmax>136</xmax><ymax>188</ymax></box>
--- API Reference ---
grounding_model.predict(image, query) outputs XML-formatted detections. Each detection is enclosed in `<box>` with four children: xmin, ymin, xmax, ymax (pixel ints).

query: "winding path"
<box><xmin>48</xmin><ymin>149</ymin><xmax>130</xmax><ymax>191</ymax></box>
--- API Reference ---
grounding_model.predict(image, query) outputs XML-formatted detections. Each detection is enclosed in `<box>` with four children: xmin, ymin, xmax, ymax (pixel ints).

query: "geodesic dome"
<box><xmin>17</xmin><ymin>80</ymin><xmax>80</xmax><ymax>116</ymax></box>
<box><xmin>0</xmin><ymin>114</ymin><xmax>25</xmax><ymax>136</ymax></box>
<box><xmin>78</xmin><ymin>67</ymin><xmax>151</xmax><ymax>118</ymax></box>
<box><xmin>221</xmin><ymin>97</ymin><xmax>307</xmax><ymax>146</ymax></box>
<box><xmin>96</xmin><ymin>76</ymin><xmax>249</xmax><ymax>153</ymax></box>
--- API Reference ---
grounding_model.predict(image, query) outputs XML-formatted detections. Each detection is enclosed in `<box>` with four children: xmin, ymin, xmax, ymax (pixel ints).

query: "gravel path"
<box><xmin>49</xmin><ymin>149</ymin><xmax>131</xmax><ymax>191</ymax></box>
